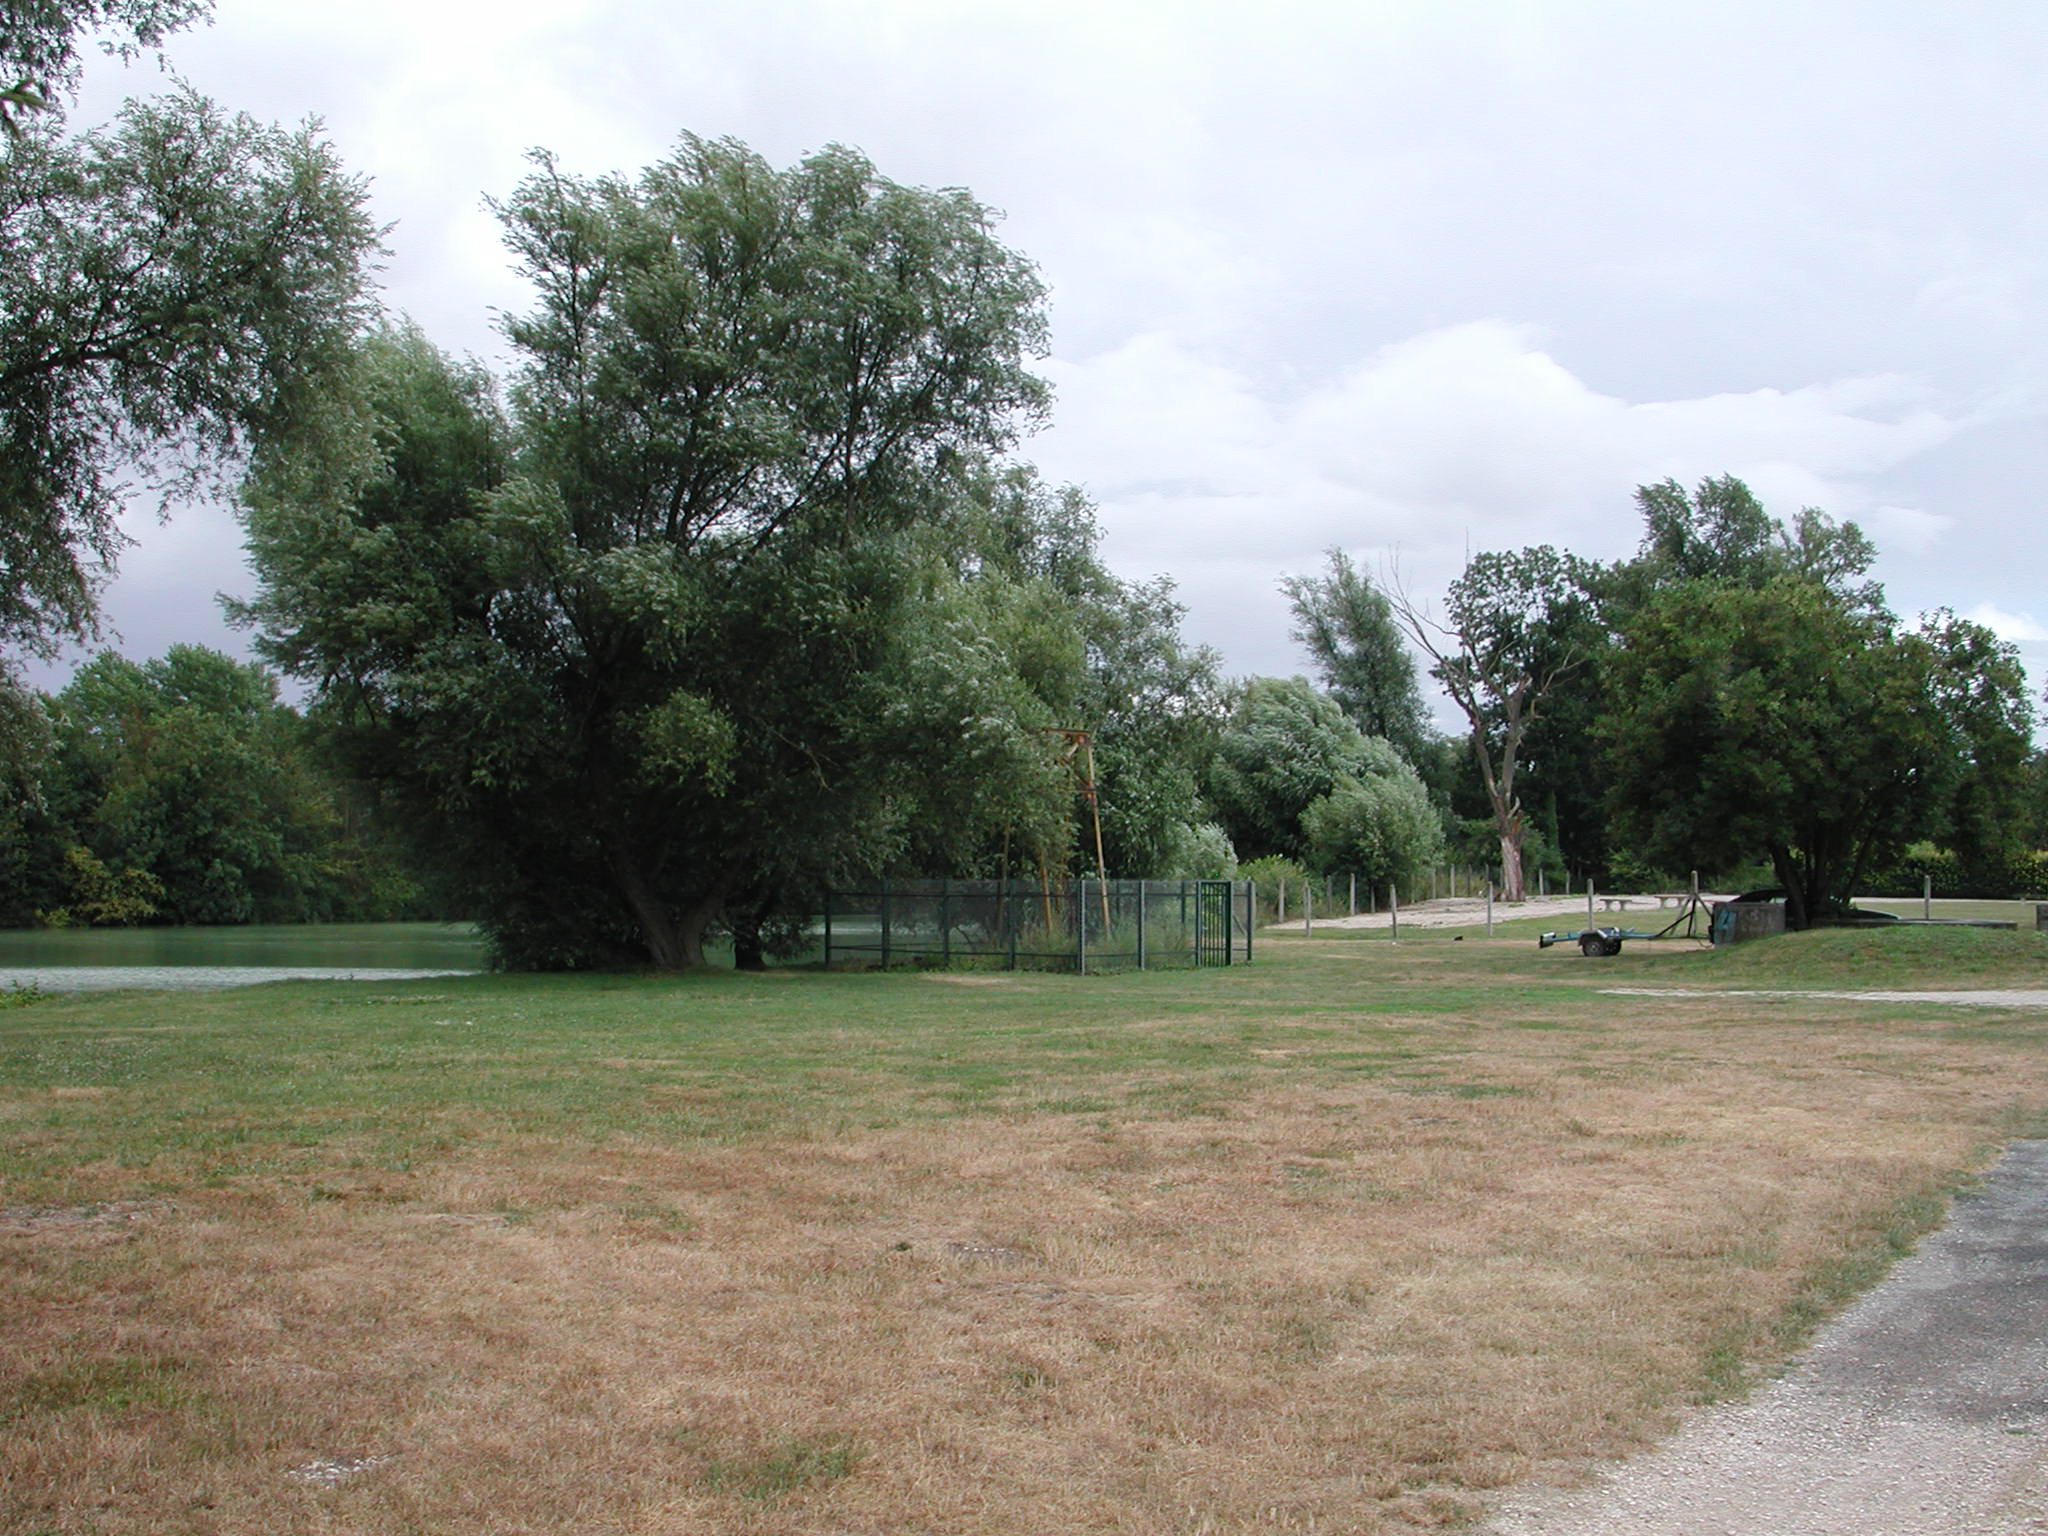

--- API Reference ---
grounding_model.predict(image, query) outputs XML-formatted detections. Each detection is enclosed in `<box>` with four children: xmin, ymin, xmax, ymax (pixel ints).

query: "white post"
<box><xmin>1923</xmin><ymin>873</ymin><xmax>1932</xmax><ymax>921</ymax></box>
<box><xmin>1587</xmin><ymin>880</ymin><xmax>1596</xmax><ymax>928</ymax></box>
<box><xmin>1486</xmin><ymin>881</ymin><xmax>1494</xmax><ymax>938</ymax></box>
<box><xmin>1304</xmin><ymin>883</ymin><xmax>1313</xmax><ymax>934</ymax></box>
<box><xmin>1390</xmin><ymin>884</ymin><xmax>1399</xmax><ymax>943</ymax></box>
<box><xmin>1349</xmin><ymin>873</ymin><xmax>1356</xmax><ymax>916</ymax></box>
<box><xmin>1278</xmin><ymin>877</ymin><xmax>1286</xmax><ymax>924</ymax></box>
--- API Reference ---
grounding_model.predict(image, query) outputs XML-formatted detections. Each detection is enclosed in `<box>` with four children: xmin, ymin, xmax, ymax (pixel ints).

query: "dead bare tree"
<box><xmin>1391</xmin><ymin>546</ymin><xmax>1592</xmax><ymax>903</ymax></box>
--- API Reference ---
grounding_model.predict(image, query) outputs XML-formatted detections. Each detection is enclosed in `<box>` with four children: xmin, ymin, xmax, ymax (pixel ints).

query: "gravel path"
<box><xmin>1604</xmin><ymin>987</ymin><xmax>2048</xmax><ymax>1011</ymax></box>
<box><xmin>1482</xmin><ymin>1140</ymin><xmax>2048</xmax><ymax>1535</ymax></box>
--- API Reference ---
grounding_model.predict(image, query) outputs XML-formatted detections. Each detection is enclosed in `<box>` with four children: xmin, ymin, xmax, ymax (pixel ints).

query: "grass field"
<box><xmin>4</xmin><ymin>928</ymin><xmax>2047</xmax><ymax>1533</ymax></box>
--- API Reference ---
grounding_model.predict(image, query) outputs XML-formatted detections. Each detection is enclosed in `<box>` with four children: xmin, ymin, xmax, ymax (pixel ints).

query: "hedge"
<box><xmin>1862</xmin><ymin>849</ymin><xmax>2048</xmax><ymax>901</ymax></box>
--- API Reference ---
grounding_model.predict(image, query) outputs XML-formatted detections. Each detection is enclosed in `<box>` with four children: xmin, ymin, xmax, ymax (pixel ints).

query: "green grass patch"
<box><xmin>2</xmin><ymin>1354</ymin><xmax>198</xmax><ymax>1423</ymax></box>
<box><xmin>700</xmin><ymin>1436</ymin><xmax>863</xmax><ymax>1500</ymax></box>
<box><xmin>1667</xmin><ymin>924</ymin><xmax>2048</xmax><ymax>987</ymax></box>
<box><xmin>2</xmin><ymin>931</ymin><xmax>2040</xmax><ymax>1204</ymax></box>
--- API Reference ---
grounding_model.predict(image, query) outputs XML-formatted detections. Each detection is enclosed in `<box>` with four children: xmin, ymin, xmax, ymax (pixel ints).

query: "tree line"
<box><xmin>1293</xmin><ymin>474</ymin><xmax>2040</xmax><ymax>929</ymax></box>
<box><xmin>1</xmin><ymin>4</ymin><xmax>2040</xmax><ymax>960</ymax></box>
<box><xmin>0</xmin><ymin>644</ymin><xmax>438</xmax><ymax>927</ymax></box>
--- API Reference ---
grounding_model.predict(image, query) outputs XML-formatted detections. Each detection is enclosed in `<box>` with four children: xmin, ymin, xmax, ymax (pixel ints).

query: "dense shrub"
<box><xmin>1863</xmin><ymin>848</ymin><xmax>2048</xmax><ymax>900</ymax></box>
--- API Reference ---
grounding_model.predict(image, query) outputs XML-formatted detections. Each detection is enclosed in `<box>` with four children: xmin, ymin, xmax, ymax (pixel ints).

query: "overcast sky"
<box><xmin>49</xmin><ymin>0</ymin><xmax>2048</xmax><ymax>723</ymax></box>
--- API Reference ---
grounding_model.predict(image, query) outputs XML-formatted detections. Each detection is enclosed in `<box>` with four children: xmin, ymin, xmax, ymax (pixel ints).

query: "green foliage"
<box><xmin>3</xmin><ymin>645</ymin><xmax>433</xmax><ymax>927</ymax></box>
<box><xmin>1864</xmin><ymin>847</ymin><xmax>2048</xmax><ymax>901</ymax></box>
<box><xmin>1494</xmin><ymin>479</ymin><xmax>1890</xmax><ymax>890</ymax></box>
<box><xmin>1159</xmin><ymin>821</ymin><xmax>1237</xmax><ymax>879</ymax></box>
<box><xmin>1397</xmin><ymin>546</ymin><xmax>1597</xmax><ymax>899</ymax></box>
<box><xmin>1918</xmin><ymin>610</ymin><xmax>2036</xmax><ymax>869</ymax></box>
<box><xmin>1602</xmin><ymin>580</ymin><xmax>1948</xmax><ymax>928</ymax></box>
<box><xmin>0</xmin><ymin>88</ymin><xmax>377</xmax><ymax>656</ymax></box>
<box><xmin>1597</xmin><ymin>478</ymin><xmax>2033</xmax><ymax>930</ymax></box>
<box><xmin>1236</xmin><ymin>853</ymin><xmax>1311</xmax><ymax>920</ymax></box>
<box><xmin>910</xmin><ymin>466</ymin><xmax>1223</xmax><ymax>884</ymax></box>
<box><xmin>0</xmin><ymin>672</ymin><xmax>65</xmax><ymax>924</ymax></box>
<box><xmin>241</xmin><ymin>138</ymin><xmax>1211</xmax><ymax>970</ymax></box>
<box><xmin>1299</xmin><ymin>746</ymin><xmax>1444</xmax><ymax>892</ymax></box>
<box><xmin>1206</xmin><ymin>679</ymin><xmax>1437</xmax><ymax>889</ymax></box>
<box><xmin>39</xmin><ymin>844</ymin><xmax>162</xmax><ymax>927</ymax></box>
<box><xmin>1281</xmin><ymin>548</ymin><xmax>1430</xmax><ymax>763</ymax></box>
<box><xmin>1077</xmin><ymin>569</ymin><xmax>1224</xmax><ymax>879</ymax></box>
<box><xmin>1626</xmin><ymin>475</ymin><xmax>1881</xmax><ymax>612</ymax></box>
<box><xmin>45</xmin><ymin>649</ymin><xmax>318</xmax><ymax>922</ymax></box>
<box><xmin>1206</xmin><ymin>678</ymin><xmax>1377</xmax><ymax>862</ymax></box>
<box><xmin>0</xmin><ymin>1</ymin><xmax>210</xmax><ymax>131</ymax></box>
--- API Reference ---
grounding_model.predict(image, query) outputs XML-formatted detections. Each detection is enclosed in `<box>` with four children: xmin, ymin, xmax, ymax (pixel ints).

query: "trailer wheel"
<box><xmin>1579</xmin><ymin>932</ymin><xmax>1606</xmax><ymax>957</ymax></box>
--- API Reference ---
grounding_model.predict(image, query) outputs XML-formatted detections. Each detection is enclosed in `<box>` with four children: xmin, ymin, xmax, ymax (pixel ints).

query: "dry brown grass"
<box><xmin>4</xmin><ymin>952</ymin><xmax>2047</xmax><ymax>1533</ymax></box>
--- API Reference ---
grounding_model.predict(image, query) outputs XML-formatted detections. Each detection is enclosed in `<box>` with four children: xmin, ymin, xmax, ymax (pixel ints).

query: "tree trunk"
<box><xmin>606</xmin><ymin>841</ymin><xmax>710</xmax><ymax>969</ymax></box>
<box><xmin>731</xmin><ymin>909</ymin><xmax>766</xmax><ymax>971</ymax></box>
<box><xmin>1769</xmin><ymin>845</ymin><xmax>1809</xmax><ymax>931</ymax></box>
<box><xmin>732</xmin><ymin>927</ymin><xmax>764</xmax><ymax>971</ymax></box>
<box><xmin>1468</xmin><ymin>719</ymin><xmax>1529</xmax><ymax>904</ymax></box>
<box><xmin>1497</xmin><ymin>825</ymin><xmax>1526</xmax><ymax>903</ymax></box>
<box><xmin>672</xmin><ymin>895</ymin><xmax>723</xmax><ymax>970</ymax></box>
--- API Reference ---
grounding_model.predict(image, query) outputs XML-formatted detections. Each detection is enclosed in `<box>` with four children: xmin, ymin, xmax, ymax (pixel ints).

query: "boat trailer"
<box><xmin>1537</xmin><ymin>924</ymin><xmax>1651</xmax><ymax>956</ymax></box>
<box><xmin>1539</xmin><ymin>891</ymin><xmax>1715</xmax><ymax>956</ymax></box>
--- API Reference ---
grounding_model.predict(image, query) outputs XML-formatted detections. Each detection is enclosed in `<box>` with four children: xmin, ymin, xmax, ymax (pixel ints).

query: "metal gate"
<box><xmin>1193</xmin><ymin>879</ymin><xmax>1235</xmax><ymax>966</ymax></box>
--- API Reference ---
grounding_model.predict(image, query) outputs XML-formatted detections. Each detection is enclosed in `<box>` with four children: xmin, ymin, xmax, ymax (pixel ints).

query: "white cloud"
<box><xmin>42</xmin><ymin>0</ymin><xmax>2048</xmax><ymax>707</ymax></box>
<box><xmin>1033</xmin><ymin>321</ymin><xmax>1973</xmax><ymax>674</ymax></box>
<box><xmin>1965</xmin><ymin>605</ymin><xmax>2048</xmax><ymax>644</ymax></box>
<box><xmin>1860</xmin><ymin>504</ymin><xmax>1954</xmax><ymax>557</ymax></box>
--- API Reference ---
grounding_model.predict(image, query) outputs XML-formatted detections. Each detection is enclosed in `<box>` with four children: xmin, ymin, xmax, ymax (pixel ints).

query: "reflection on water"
<box><xmin>0</xmin><ymin>922</ymin><xmax>487</xmax><ymax>990</ymax></box>
<box><xmin>3</xmin><ymin>965</ymin><xmax>475</xmax><ymax>992</ymax></box>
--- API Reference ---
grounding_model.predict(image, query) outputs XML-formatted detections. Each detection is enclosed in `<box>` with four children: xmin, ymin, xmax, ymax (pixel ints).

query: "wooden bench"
<box><xmin>1599</xmin><ymin>897</ymin><xmax>1632</xmax><ymax>911</ymax></box>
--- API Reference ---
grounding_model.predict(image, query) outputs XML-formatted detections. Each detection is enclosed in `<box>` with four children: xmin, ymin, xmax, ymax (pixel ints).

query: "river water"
<box><xmin>0</xmin><ymin>922</ymin><xmax>487</xmax><ymax>991</ymax></box>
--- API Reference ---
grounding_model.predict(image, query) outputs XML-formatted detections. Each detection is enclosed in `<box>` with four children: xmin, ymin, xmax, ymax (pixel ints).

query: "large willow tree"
<box><xmin>240</xmin><ymin>137</ymin><xmax>1128</xmax><ymax>969</ymax></box>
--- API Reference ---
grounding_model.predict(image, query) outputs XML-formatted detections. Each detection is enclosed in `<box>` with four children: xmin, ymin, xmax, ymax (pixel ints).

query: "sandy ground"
<box><xmin>1272</xmin><ymin>893</ymin><xmax>1722</xmax><ymax>931</ymax></box>
<box><xmin>1481</xmin><ymin>1140</ymin><xmax>2048</xmax><ymax>1536</ymax></box>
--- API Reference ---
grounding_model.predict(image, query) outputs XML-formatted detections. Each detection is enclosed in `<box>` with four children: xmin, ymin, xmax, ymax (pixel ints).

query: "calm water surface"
<box><xmin>0</xmin><ymin>922</ymin><xmax>486</xmax><ymax>990</ymax></box>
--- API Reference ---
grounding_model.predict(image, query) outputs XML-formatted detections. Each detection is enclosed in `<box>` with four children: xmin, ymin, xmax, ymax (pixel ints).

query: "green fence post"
<box><xmin>1076</xmin><ymin>879</ymin><xmax>1088</xmax><ymax>975</ymax></box>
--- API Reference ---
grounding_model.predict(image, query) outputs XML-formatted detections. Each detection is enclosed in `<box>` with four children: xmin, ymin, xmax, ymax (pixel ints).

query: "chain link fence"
<box><xmin>821</xmin><ymin>878</ymin><xmax>1254</xmax><ymax>972</ymax></box>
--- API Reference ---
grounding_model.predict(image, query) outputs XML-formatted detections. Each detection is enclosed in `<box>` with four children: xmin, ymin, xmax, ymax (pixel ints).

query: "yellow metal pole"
<box><xmin>1080</xmin><ymin>735</ymin><xmax>1112</xmax><ymax>934</ymax></box>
